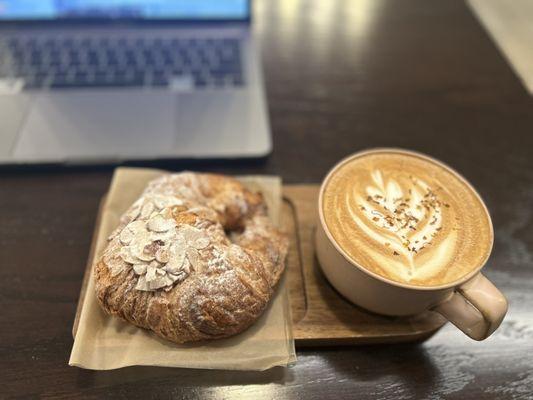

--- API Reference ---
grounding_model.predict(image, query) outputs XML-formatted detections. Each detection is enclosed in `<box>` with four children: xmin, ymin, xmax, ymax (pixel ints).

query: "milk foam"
<box><xmin>322</xmin><ymin>151</ymin><xmax>492</xmax><ymax>287</ymax></box>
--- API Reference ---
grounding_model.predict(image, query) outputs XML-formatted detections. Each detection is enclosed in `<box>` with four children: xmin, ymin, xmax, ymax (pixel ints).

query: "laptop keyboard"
<box><xmin>0</xmin><ymin>36</ymin><xmax>244</xmax><ymax>90</ymax></box>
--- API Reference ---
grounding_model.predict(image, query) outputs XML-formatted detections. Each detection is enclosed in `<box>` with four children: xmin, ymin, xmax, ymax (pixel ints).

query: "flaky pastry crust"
<box><xmin>94</xmin><ymin>173</ymin><xmax>288</xmax><ymax>343</ymax></box>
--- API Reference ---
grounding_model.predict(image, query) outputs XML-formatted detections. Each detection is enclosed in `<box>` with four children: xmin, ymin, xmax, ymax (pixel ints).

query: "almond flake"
<box><xmin>146</xmin><ymin>264</ymin><xmax>157</xmax><ymax>282</ymax></box>
<box><xmin>140</xmin><ymin>202</ymin><xmax>155</xmax><ymax>219</ymax></box>
<box><xmin>155</xmin><ymin>247</ymin><xmax>170</xmax><ymax>263</ymax></box>
<box><xmin>134</xmin><ymin>243</ymin><xmax>156</xmax><ymax>262</ymax></box>
<box><xmin>153</xmin><ymin>195</ymin><xmax>183</xmax><ymax>210</ymax></box>
<box><xmin>123</xmin><ymin>205</ymin><xmax>141</xmax><ymax>224</ymax></box>
<box><xmin>120</xmin><ymin>247</ymin><xmax>141</xmax><ymax>264</ymax></box>
<box><xmin>143</xmin><ymin>242</ymin><xmax>160</xmax><ymax>257</ymax></box>
<box><xmin>181</xmin><ymin>225</ymin><xmax>204</xmax><ymax>244</ymax></box>
<box><xmin>106</xmin><ymin>256</ymin><xmax>126</xmax><ymax>276</ymax></box>
<box><xmin>149</xmin><ymin>229</ymin><xmax>174</xmax><ymax>243</ymax></box>
<box><xmin>133</xmin><ymin>264</ymin><xmax>147</xmax><ymax>275</ymax></box>
<box><xmin>181</xmin><ymin>258</ymin><xmax>191</xmax><ymax>275</ymax></box>
<box><xmin>119</xmin><ymin>227</ymin><xmax>134</xmax><ymax>245</ymax></box>
<box><xmin>193</xmin><ymin>237</ymin><xmax>210</xmax><ymax>250</ymax></box>
<box><xmin>164</xmin><ymin>276</ymin><xmax>174</xmax><ymax>286</ymax></box>
<box><xmin>135</xmin><ymin>275</ymin><xmax>148</xmax><ymax>291</ymax></box>
<box><xmin>165</xmin><ymin>248</ymin><xmax>185</xmax><ymax>273</ymax></box>
<box><xmin>148</xmin><ymin>276</ymin><xmax>168</xmax><ymax>290</ymax></box>
<box><xmin>186</xmin><ymin>247</ymin><xmax>200</xmax><ymax>271</ymax></box>
<box><xmin>148</xmin><ymin>215</ymin><xmax>176</xmax><ymax>232</ymax></box>
<box><xmin>128</xmin><ymin>220</ymin><xmax>146</xmax><ymax>232</ymax></box>
<box><xmin>153</xmin><ymin>195</ymin><xmax>170</xmax><ymax>210</ymax></box>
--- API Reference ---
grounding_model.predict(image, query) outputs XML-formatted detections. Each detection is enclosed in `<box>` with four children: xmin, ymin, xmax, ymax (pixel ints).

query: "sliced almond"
<box><xmin>135</xmin><ymin>275</ymin><xmax>149</xmax><ymax>291</ymax></box>
<box><xmin>155</xmin><ymin>247</ymin><xmax>170</xmax><ymax>263</ymax></box>
<box><xmin>153</xmin><ymin>195</ymin><xmax>183</xmax><ymax>210</ymax></box>
<box><xmin>133</xmin><ymin>263</ymin><xmax>147</xmax><ymax>275</ymax></box>
<box><xmin>164</xmin><ymin>276</ymin><xmax>174</xmax><ymax>286</ymax></box>
<box><xmin>186</xmin><ymin>247</ymin><xmax>200</xmax><ymax>271</ymax></box>
<box><xmin>175</xmin><ymin>232</ymin><xmax>187</xmax><ymax>247</ymax></box>
<box><xmin>180</xmin><ymin>225</ymin><xmax>199</xmax><ymax>239</ymax></box>
<box><xmin>145</xmin><ymin>264</ymin><xmax>157</xmax><ymax>282</ymax></box>
<box><xmin>140</xmin><ymin>201</ymin><xmax>155</xmax><ymax>219</ymax></box>
<box><xmin>119</xmin><ymin>227</ymin><xmax>134</xmax><ymax>245</ymax></box>
<box><xmin>193</xmin><ymin>237</ymin><xmax>210</xmax><ymax>250</ymax></box>
<box><xmin>168</xmin><ymin>270</ymin><xmax>187</xmax><ymax>283</ymax></box>
<box><xmin>148</xmin><ymin>215</ymin><xmax>176</xmax><ymax>232</ymax></box>
<box><xmin>153</xmin><ymin>195</ymin><xmax>170</xmax><ymax>210</ymax></box>
<box><xmin>149</xmin><ymin>229</ymin><xmax>174</xmax><ymax>243</ymax></box>
<box><xmin>103</xmin><ymin>252</ymin><xmax>114</xmax><ymax>266</ymax></box>
<box><xmin>148</xmin><ymin>276</ymin><xmax>168</xmax><ymax>290</ymax></box>
<box><xmin>122</xmin><ymin>204</ymin><xmax>141</xmax><ymax>224</ymax></box>
<box><xmin>165</xmin><ymin>248</ymin><xmax>185</xmax><ymax>273</ymax></box>
<box><xmin>133</xmin><ymin>242</ymin><xmax>156</xmax><ymax>262</ymax></box>
<box><xmin>128</xmin><ymin>220</ymin><xmax>147</xmax><ymax>232</ymax></box>
<box><xmin>180</xmin><ymin>225</ymin><xmax>209</xmax><ymax>248</ymax></box>
<box><xmin>143</xmin><ymin>242</ymin><xmax>159</xmax><ymax>257</ymax></box>
<box><xmin>120</xmin><ymin>247</ymin><xmax>141</xmax><ymax>264</ymax></box>
<box><xmin>181</xmin><ymin>258</ymin><xmax>191</xmax><ymax>275</ymax></box>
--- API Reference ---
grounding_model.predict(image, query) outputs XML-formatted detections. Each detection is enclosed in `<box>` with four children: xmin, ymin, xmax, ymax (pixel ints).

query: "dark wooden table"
<box><xmin>2</xmin><ymin>0</ymin><xmax>533</xmax><ymax>398</ymax></box>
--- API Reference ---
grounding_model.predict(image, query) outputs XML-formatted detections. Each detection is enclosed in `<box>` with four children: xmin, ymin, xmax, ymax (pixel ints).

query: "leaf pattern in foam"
<box><xmin>351</xmin><ymin>170</ymin><xmax>443</xmax><ymax>280</ymax></box>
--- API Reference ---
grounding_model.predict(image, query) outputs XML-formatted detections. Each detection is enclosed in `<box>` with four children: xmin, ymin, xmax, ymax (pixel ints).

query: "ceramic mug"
<box><xmin>315</xmin><ymin>150</ymin><xmax>508</xmax><ymax>340</ymax></box>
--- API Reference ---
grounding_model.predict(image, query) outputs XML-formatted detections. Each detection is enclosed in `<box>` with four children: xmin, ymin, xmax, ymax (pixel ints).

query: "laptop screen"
<box><xmin>0</xmin><ymin>0</ymin><xmax>249</xmax><ymax>21</ymax></box>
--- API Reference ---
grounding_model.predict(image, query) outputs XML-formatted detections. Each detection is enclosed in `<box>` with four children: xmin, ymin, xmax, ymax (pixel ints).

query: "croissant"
<box><xmin>94</xmin><ymin>172</ymin><xmax>288</xmax><ymax>343</ymax></box>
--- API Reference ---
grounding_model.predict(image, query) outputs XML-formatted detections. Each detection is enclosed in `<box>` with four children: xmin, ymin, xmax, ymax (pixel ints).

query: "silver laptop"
<box><xmin>0</xmin><ymin>0</ymin><xmax>271</xmax><ymax>164</ymax></box>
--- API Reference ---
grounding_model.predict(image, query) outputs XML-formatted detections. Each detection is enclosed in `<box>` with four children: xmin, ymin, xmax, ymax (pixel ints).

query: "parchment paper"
<box><xmin>69</xmin><ymin>167</ymin><xmax>296</xmax><ymax>371</ymax></box>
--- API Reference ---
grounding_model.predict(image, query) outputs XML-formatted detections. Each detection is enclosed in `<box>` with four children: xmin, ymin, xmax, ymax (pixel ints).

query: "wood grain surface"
<box><xmin>2</xmin><ymin>0</ymin><xmax>533</xmax><ymax>398</ymax></box>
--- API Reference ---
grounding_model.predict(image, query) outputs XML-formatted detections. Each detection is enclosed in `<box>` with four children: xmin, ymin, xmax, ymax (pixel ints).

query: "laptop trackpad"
<box><xmin>13</xmin><ymin>91</ymin><xmax>178</xmax><ymax>161</ymax></box>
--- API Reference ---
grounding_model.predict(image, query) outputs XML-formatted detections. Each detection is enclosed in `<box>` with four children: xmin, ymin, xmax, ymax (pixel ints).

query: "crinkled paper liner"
<box><xmin>69</xmin><ymin>167</ymin><xmax>296</xmax><ymax>371</ymax></box>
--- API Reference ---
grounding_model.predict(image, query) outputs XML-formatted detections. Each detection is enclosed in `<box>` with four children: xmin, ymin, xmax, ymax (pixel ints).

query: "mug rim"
<box><xmin>317</xmin><ymin>147</ymin><xmax>495</xmax><ymax>292</ymax></box>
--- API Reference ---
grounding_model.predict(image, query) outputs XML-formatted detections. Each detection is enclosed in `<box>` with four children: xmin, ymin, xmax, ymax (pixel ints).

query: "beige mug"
<box><xmin>315</xmin><ymin>150</ymin><xmax>508</xmax><ymax>341</ymax></box>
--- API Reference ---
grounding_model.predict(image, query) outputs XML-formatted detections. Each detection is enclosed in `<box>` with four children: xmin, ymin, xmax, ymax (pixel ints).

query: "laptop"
<box><xmin>0</xmin><ymin>0</ymin><xmax>271</xmax><ymax>164</ymax></box>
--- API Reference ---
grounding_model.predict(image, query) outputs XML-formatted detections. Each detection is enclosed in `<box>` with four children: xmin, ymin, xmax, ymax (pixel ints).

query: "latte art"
<box><xmin>322</xmin><ymin>150</ymin><xmax>492</xmax><ymax>286</ymax></box>
<box><xmin>354</xmin><ymin>170</ymin><xmax>448</xmax><ymax>281</ymax></box>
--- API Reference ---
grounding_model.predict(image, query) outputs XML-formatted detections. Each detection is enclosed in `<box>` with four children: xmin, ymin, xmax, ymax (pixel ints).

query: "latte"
<box><xmin>321</xmin><ymin>149</ymin><xmax>493</xmax><ymax>287</ymax></box>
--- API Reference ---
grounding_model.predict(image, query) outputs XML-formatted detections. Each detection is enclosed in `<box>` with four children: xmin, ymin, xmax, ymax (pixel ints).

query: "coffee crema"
<box><xmin>321</xmin><ymin>150</ymin><xmax>493</xmax><ymax>287</ymax></box>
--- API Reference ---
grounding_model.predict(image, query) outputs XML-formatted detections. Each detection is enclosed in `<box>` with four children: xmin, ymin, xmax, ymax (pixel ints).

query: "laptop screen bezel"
<box><xmin>0</xmin><ymin>0</ymin><xmax>251</xmax><ymax>26</ymax></box>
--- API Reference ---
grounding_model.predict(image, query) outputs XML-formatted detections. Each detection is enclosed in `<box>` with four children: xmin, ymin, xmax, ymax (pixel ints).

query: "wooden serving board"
<box><xmin>281</xmin><ymin>185</ymin><xmax>445</xmax><ymax>345</ymax></box>
<box><xmin>73</xmin><ymin>185</ymin><xmax>445</xmax><ymax>346</ymax></box>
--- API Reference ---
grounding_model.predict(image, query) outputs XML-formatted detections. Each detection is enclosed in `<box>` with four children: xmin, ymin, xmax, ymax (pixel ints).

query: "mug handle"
<box><xmin>432</xmin><ymin>273</ymin><xmax>508</xmax><ymax>340</ymax></box>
